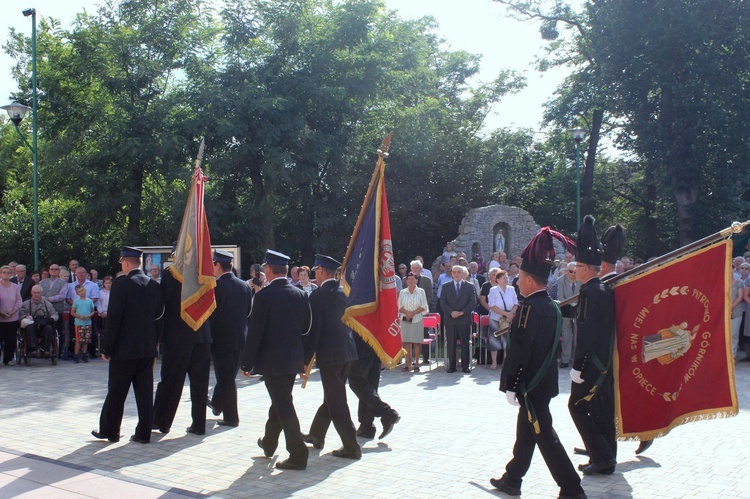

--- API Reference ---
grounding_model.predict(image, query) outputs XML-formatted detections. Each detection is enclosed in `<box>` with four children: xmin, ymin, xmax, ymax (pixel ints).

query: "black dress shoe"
<box><xmin>258</xmin><ymin>437</ymin><xmax>273</xmax><ymax>458</ymax></box>
<box><xmin>489</xmin><ymin>477</ymin><xmax>521</xmax><ymax>496</ymax></box>
<box><xmin>216</xmin><ymin>419</ymin><xmax>239</xmax><ymax>427</ymax></box>
<box><xmin>581</xmin><ymin>459</ymin><xmax>616</xmax><ymax>475</ymax></box>
<box><xmin>129</xmin><ymin>435</ymin><xmax>150</xmax><ymax>444</ymax></box>
<box><xmin>275</xmin><ymin>458</ymin><xmax>306</xmax><ymax>470</ymax></box>
<box><xmin>151</xmin><ymin>424</ymin><xmax>169</xmax><ymax>434</ymax></box>
<box><xmin>302</xmin><ymin>433</ymin><xmax>325</xmax><ymax>449</ymax></box>
<box><xmin>462</xmin><ymin>368</ymin><xmax>470</xmax><ymax>373</ymax></box>
<box><xmin>558</xmin><ymin>492</ymin><xmax>587</xmax><ymax>499</ymax></box>
<box><xmin>379</xmin><ymin>410</ymin><xmax>400</xmax><ymax>439</ymax></box>
<box><xmin>91</xmin><ymin>430</ymin><xmax>119</xmax><ymax>443</ymax></box>
<box><xmin>573</xmin><ymin>446</ymin><xmax>589</xmax><ymax>456</ymax></box>
<box><xmin>356</xmin><ymin>426</ymin><xmax>376</xmax><ymax>439</ymax></box>
<box><xmin>446</xmin><ymin>368</ymin><xmax>457</xmax><ymax>373</ymax></box>
<box><xmin>559</xmin><ymin>362</ymin><xmax>570</xmax><ymax>368</ymax></box>
<box><xmin>332</xmin><ymin>446</ymin><xmax>362</xmax><ymax>460</ymax></box>
<box><xmin>207</xmin><ymin>397</ymin><xmax>221</xmax><ymax>417</ymax></box>
<box><xmin>186</xmin><ymin>426</ymin><xmax>205</xmax><ymax>435</ymax></box>
<box><xmin>635</xmin><ymin>439</ymin><xmax>653</xmax><ymax>455</ymax></box>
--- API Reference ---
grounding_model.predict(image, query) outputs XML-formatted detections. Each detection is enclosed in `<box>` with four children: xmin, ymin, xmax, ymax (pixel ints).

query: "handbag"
<box><xmin>493</xmin><ymin>290</ymin><xmax>512</xmax><ymax>337</ymax></box>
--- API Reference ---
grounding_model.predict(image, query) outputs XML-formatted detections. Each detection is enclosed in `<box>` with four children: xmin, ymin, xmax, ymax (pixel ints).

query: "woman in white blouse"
<box><xmin>398</xmin><ymin>272</ymin><xmax>429</xmax><ymax>372</ymax></box>
<box><xmin>487</xmin><ymin>270</ymin><xmax>518</xmax><ymax>369</ymax></box>
<box><xmin>295</xmin><ymin>266</ymin><xmax>318</xmax><ymax>296</ymax></box>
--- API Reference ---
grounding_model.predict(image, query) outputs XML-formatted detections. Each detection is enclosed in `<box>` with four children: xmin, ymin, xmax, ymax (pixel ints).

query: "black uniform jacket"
<box><xmin>210</xmin><ymin>272</ymin><xmax>252</xmax><ymax>353</ymax></box>
<box><xmin>101</xmin><ymin>268</ymin><xmax>164</xmax><ymax>360</ymax></box>
<box><xmin>160</xmin><ymin>268</ymin><xmax>212</xmax><ymax>345</ymax></box>
<box><xmin>500</xmin><ymin>289</ymin><xmax>559</xmax><ymax>401</ymax></box>
<box><xmin>241</xmin><ymin>277</ymin><xmax>311</xmax><ymax>376</ymax></box>
<box><xmin>573</xmin><ymin>277</ymin><xmax>616</xmax><ymax>387</ymax></box>
<box><xmin>305</xmin><ymin>279</ymin><xmax>357</xmax><ymax>368</ymax></box>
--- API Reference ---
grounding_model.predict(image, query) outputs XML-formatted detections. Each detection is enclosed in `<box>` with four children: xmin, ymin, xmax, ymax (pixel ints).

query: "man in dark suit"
<box><xmin>92</xmin><ymin>246</ymin><xmax>164</xmax><ymax>444</ymax></box>
<box><xmin>569</xmin><ymin>216</ymin><xmax>617</xmax><ymax>476</ymax></box>
<box><xmin>302</xmin><ymin>255</ymin><xmax>360</xmax><ymax>459</ymax></box>
<box><xmin>242</xmin><ymin>249</ymin><xmax>312</xmax><ymax>470</ymax></box>
<box><xmin>439</xmin><ymin>264</ymin><xmax>476</xmax><ymax>373</ymax></box>
<box><xmin>11</xmin><ymin>264</ymin><xmax>34</xmax><ymax>301</ymax></box>
<box><xmin>152</xmin><ymin>260</ymin><xmax>213</xmax><ymax>436</ymax></box>
<box><xmin>492</xmin><ymin>228</ymin><xmax>584</xmax><ymax>499</ymax></box>
<box><xmin>209</xmin><ymin>250</ymin><xmax>251</xmax><ymax>427</ymax></box>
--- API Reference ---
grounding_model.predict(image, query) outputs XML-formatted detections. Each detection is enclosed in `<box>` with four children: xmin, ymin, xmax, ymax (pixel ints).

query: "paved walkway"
<box><xmin>1</xmin><ymin>354</ymin><xmax>750</xmax><ymax>498</ymax></box>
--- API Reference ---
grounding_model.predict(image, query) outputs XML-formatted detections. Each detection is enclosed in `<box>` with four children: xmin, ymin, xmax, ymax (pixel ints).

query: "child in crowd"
<box><xmin>71</xmin><ymin>284</ymin><xmax>94</xmax><ymax>363</ymax></box>
<box><xmin>96</xmin><ymin>276</ymin><xmax>112</xmax><ymax>336</ymax></box>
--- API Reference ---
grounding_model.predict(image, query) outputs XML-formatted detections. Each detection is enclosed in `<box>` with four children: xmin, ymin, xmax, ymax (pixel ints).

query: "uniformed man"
<box><xmin>208</xmin><ymin>250</ymin><xmax>252</xmax><ymax>427</ymax></box>
<box><xmin>92</xmin><ymin>246</ymin><xmax>164</xmax><ymax>444</ymax></box>
<box><xmin>242</xmin><ymin>249</ymin><xmax>312</xmax><ymax>470</ymax></box>
<box><xmin>152</xmin><ymin>256</ymin><xmax>213</xmax><ymax>436</ymax></box>
<box><xmin>568</xmin><ymin>215</ymin><xmax>617</xmax><ymax>475</ymax></box>
<box><xmin>492</xmin><ymin>228</ymin><xmax>585</xmax><ymax>499</ymax></box>
<box><xmin>301</xmin><ymin>255</ymin><xmax>360</xmax><ymax>459</ymax></box>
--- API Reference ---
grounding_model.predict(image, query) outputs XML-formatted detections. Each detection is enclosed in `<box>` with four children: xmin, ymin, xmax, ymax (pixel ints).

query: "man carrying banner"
<box><xmin>242</xmin><ymin>250</ymin><xmax>311</xmax><ymax>470</ymax></box>
<box><xmin>209</xmin><ymin>250</ymin><xmax>252</xmax><ymax>427</ymax></box>
<box><xmin>492</xmin><ymin>227</ymin><xmax>585</xmax><ymax>499</ymax></box>
<box><xmin>153</xmin><ymin>250</ymin><xmax>213</xmax><ymax>436</ymax></box>
<box><xmin>302</xmin><ymin>254</ymin><xmax>361</xmax><ymax>459</ymax></box>
<box><xmin>568</xmin><ymin>215</ymin><xmax>617</xmax><ymax>475</ymax></box>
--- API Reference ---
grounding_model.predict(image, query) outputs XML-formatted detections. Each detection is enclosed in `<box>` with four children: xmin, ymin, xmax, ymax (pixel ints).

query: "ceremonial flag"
<box><xmin>613</xmin><ymin>240</ymin><xmax>738</xmax><ymax>440</ymax></box>
<box><xmin>168</xmin><ymin>142</ymin><xmax>216</xmax><ymax>331</ymax></box>
<box><xmin>341</xmin><ymin>135</ymin><xmax>404</xmax><ymax>368</ymax></box>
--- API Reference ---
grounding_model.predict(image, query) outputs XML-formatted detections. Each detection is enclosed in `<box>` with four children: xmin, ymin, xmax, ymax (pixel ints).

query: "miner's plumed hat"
<box><xmin>601</xmin><ymin>224</ymin><xmax>625</xmax><ymax>265</ymax></box>
<box><xmin>575</xmin><ymin>215</ymin><xmax>603</xmax><ymax>266</ymax></box>
<box><xmin>263</xmin><ymin>249</ymin><xmax>291</xmax><ymax>266</ymax></box>
<box><xmin>520</xmin><ymin>227</ymin><xmax>576</xmax><ymax>280</ymax></box>
<box><xmin>312</xmin><ymin>254</ymin><xmax>341</xmax><ymax>270</ymax></box>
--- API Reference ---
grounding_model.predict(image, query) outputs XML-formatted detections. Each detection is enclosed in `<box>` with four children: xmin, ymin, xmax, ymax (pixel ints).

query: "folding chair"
<box><xmin>422</xmin><ymin>314</ymin><xmax>440</xmax><ymax>370</ymax></box>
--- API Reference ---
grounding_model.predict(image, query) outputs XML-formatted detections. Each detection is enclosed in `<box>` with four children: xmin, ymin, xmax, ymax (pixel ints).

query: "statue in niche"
<box><xmin>494</xmin><ymin>227</ymin><xmax>505</xmax><ymax>253</ymax></box>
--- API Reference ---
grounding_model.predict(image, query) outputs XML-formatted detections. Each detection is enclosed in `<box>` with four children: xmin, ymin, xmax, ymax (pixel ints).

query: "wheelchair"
<box><xmin>16</xmin><ymin>318</ymin><xmax>59</xmax><ymax>366</ymax></box>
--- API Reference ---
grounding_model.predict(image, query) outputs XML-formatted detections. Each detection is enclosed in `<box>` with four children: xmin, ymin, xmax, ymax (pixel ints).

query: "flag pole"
<box><xmin>340</xmin><ymin>134</ymin><xmax>391</xmax><ymax>278</ymax></box>
<box><xmin>558</xmin><ymin>220</ymin><xmax>750</xmax><ymax>307</ymax></box>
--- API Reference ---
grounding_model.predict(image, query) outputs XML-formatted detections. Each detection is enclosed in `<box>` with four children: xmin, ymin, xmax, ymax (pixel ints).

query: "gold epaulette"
<box><xmin>517</xmin><ymin>303</ymin><xmax>532</xmax><ymax>331</ymax></box>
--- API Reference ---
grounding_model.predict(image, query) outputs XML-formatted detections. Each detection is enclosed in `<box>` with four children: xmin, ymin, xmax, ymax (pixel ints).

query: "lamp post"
<box><xmin>569</xmin><ymin>127</ymin><xmax>586</xmax><ymax>230</ymax></box>
<box><xmin>2</xmin><ymin>8</ymin><xmax>38</xmax><ymax>271</ymax></box>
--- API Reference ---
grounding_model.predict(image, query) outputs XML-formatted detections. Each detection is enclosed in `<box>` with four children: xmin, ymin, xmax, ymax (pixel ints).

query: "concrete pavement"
<box><xmin>1</xmin><ymin>354</ymin><xmax>750</xmax><ymax>498</ymax></box>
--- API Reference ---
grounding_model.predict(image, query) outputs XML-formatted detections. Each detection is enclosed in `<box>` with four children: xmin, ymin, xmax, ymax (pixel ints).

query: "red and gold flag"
<box><xmin>168</xmin><ymin>163</ymin><xmax>216</xmax><ymax>331</ymax></box>
<box><xmin>613</xmin><ymin>240</ymin><xmax>738</xmax><ymax>439</ymax></box>
<box><xmin>341</xmin><ymin>135</ymin><xmax>404</xmax><ymax>368</ymax></box>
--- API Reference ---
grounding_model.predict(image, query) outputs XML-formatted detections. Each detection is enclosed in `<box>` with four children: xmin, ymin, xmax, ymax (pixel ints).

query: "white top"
<box><xmin>488</xmin><ymin>285</ymin><xmax>518</xmax><ymax>321</ymax></box>
<box><xmin>398</xmin><ymin>286</ymin><xmax>429</xmax><ymax>323</ymax></box>
<box><xmin>97</xmin><ymin>289</ymin><xmax>110</xmax><ymax>314</ymax></box>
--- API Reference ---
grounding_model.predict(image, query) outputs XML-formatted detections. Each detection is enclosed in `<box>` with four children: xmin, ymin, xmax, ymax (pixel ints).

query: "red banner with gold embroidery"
<box><xmin>613</xmin><ymin>240</ymin><xmax>738</xmax><ymax>439</ymax></box>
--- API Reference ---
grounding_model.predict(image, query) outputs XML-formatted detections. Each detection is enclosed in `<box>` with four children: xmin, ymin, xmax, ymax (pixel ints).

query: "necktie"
<box><xmin>572</xmin><ymin>282</ymin><xmax>576</xmax><ymax>293</ymax></box>
<box><xmin>455</xmin><ymin>282</ymin><xmax>460</xmax><ymax>294</ymax></box>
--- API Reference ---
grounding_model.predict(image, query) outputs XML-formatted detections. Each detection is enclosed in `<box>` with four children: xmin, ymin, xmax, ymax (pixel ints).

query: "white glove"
<box><xmin>506</xmin><ymin>391</ymin><xmax>520</xmax><ymax>406</ymax></box>
<box><xmin>570</xmin><ymin>369</ymin><xmax>584</xmax><ymax>384</ymax></box>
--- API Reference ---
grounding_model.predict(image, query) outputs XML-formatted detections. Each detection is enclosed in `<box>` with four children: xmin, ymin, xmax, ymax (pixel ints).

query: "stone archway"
<box><xmin>452</xmin><ymin>205</ymin><xmax>540</xmax><ymax>265</ymax></box>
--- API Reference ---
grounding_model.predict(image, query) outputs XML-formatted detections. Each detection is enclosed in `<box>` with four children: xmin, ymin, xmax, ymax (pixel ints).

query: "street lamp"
<box><xmin>2</xmin><ymin>7</ymin><xmax>38</xmax><ymax>271</ymax></box>
<box><xmin>569</xmin><ymin>127</ymin><xmax>586</xmax><ymax>230</ymax></box>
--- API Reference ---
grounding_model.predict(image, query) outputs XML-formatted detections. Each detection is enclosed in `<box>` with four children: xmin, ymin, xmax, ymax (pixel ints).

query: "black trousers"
<box><xmin>262</xmin><ymin>374</ymin><xmax>308</xmax><ymax>465</ymax></box>
<box><xmin>210</xmin><ymin>348</ymin><xmax>241</xmax><ymax>423</ymax></box>
<box><xmin>1</xmin><ymin>321</ymin><xmax>18</xmax><ymax>364</ymax></box>
<box><xmin>308</xmin><ymin>362</ymin><xmax>358</xmax><ymax>451</ymax></box>
<box><xmin>569</xmin><ymin>381</ymin><xmax>615</xmax><ymax>465</ymax></box>
<box><xmin>98</xmin><ymin>357</ymin><xmax>154</xmax><ymax>440</ymax></box>
<box><xmin>154</xmin><ymin>340</ymin><xmax>211</xmax><ymax>431</ymax></box>
<box><xmin>504</xmin><ymin>392</ymin><xmax>583</xmax><ymax>497</ymax></box>
<box><xmin>349</xmin><ymin>344</ymin><xmax>391</xmax><ymax>429</ymax></box>
<box><xmin>591</xmin><ymin>373</ymin><xmax>617</xmax><ymax>459</ymax></box>
<box><xmin>23</xmin><ymin>324</ymin><xmax>54</xmax><ymax>350</ymax></box>
<box><xmin>445</xmin><ymin>320</ymin><xmax>471</xmax><ymax>370</ymax></box>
